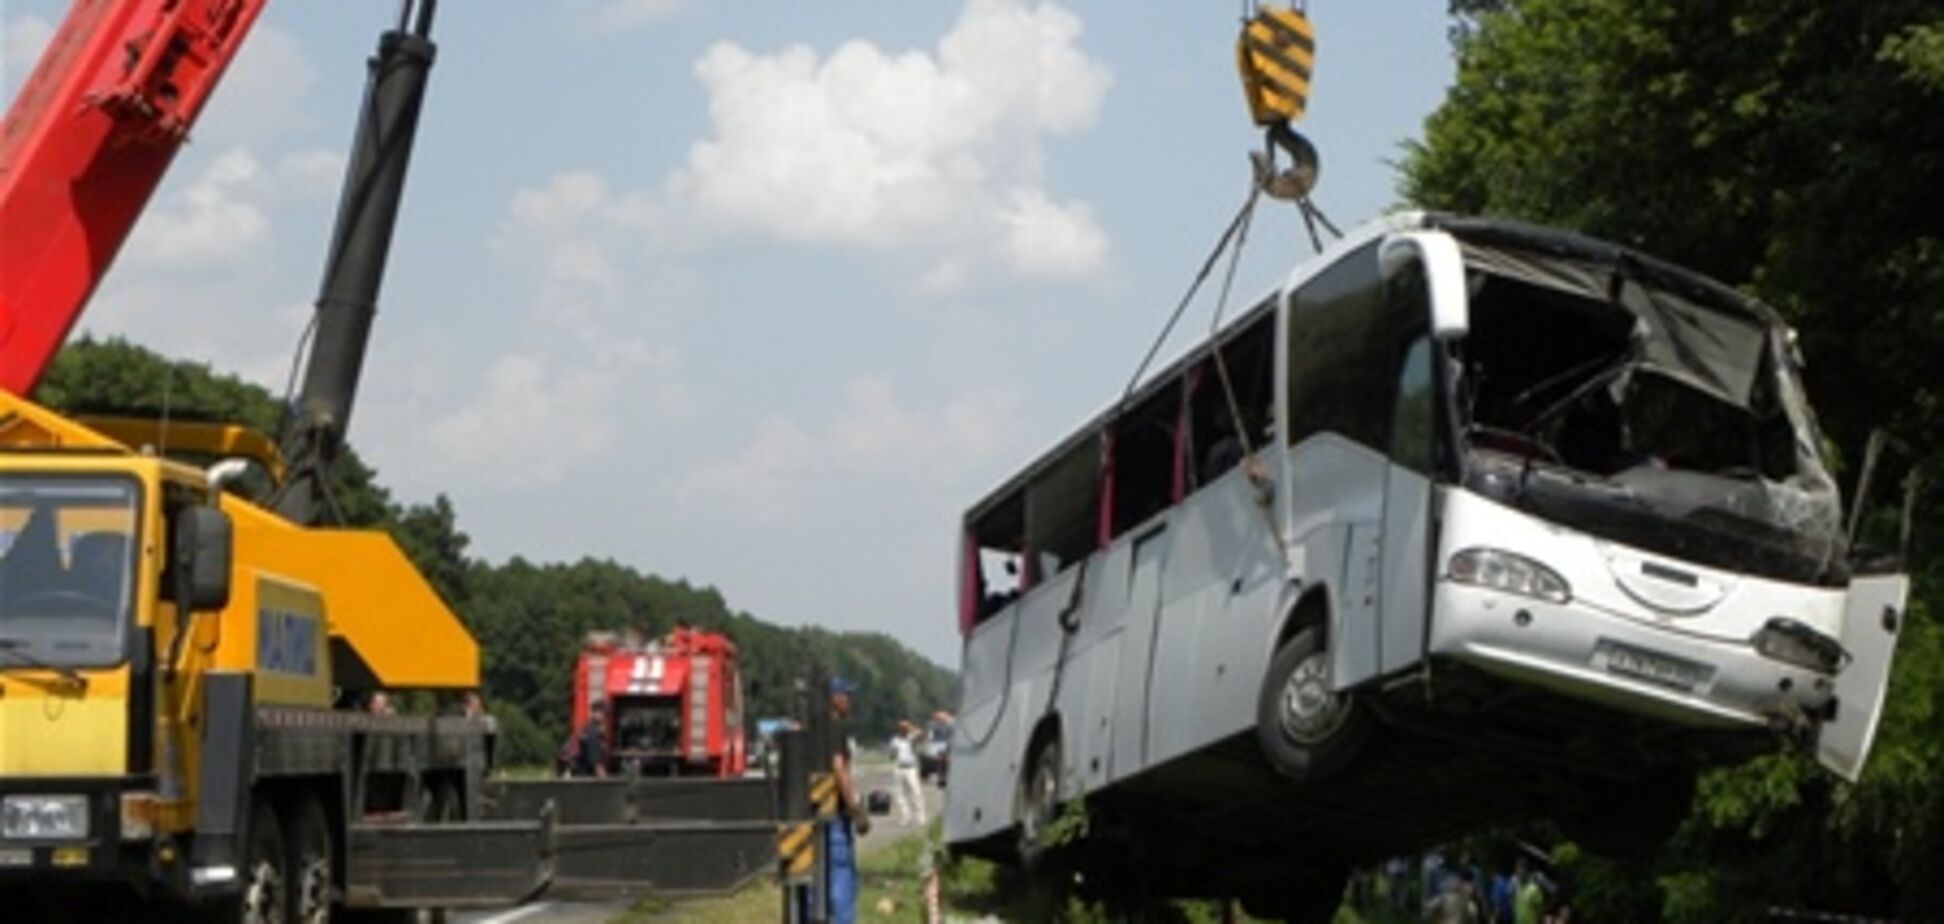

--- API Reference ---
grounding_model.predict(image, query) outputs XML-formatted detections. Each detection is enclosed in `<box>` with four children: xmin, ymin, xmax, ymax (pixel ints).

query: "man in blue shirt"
<box><xmin>824</xmin><ymin>676</ymin><xmax>867</xmax><ymax>924</ymax></box>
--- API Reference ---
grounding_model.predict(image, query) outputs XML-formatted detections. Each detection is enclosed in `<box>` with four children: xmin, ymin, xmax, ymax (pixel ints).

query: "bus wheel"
<box><xmin>1256</xmin><ymin>627</ymin><xmax>1372</xmax><ymax>781</ymax></box>
<box><xmin>286</xmin><ymin>797</ymin><xmax>334</xmax><ymax>924</ymax></box>
<box><xmin>1014</xmin><ymin>735</ymin><xmax>1063</xmax><ymax>874</ymax></box>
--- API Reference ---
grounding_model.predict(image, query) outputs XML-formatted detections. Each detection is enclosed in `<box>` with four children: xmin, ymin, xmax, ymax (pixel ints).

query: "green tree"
<box><xmin>1404</xmin><ymin>1</ymin><xmax>1943</xmax><ymax>919</ymax></box>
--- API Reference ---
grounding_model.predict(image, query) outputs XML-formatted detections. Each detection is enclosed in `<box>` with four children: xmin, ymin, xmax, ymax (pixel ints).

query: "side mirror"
<box><xmin>174</xmin><ymin>506</ymin><xmax>234</xmax><ymax>611</ymax></box>
<box><xmin>1380</xmin><ymin>231</ymin><xmax>1470</xmax><ymax>340</ymax></box>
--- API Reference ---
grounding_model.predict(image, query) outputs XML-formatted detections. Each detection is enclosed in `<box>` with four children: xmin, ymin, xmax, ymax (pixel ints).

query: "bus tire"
<box><xmin>1255</xmin><ymin>627</ymin><xmax>1372</xmax><ymax>782</ymax></box>
<box><xmin>1013</xmin><ymin>734</ymin><xmax>1064</xmax><ymax>875</ymax></box>
<box><xmin>286</xmin><ymin>796</ymin><xmax>334</xmax><ymax>924</ymax></box>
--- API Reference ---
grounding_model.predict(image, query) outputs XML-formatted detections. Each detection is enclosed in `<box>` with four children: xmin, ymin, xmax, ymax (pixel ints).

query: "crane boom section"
<box><xmin>0</xmin><ymin>0</ymin><xmax>267</xmax><ymax>395</ymax></box>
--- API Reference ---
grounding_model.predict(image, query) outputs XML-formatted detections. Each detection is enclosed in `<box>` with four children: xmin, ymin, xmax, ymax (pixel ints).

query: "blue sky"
<box><xmin>3</xmin><ymin>1</ymin><xmax>1453</xmax><ymax>665</ymax></box>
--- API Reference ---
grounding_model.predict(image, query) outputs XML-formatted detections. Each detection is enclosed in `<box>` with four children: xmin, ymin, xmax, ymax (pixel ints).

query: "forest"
<box><xmin>34</xmin><ymin>338</ymin><xmax>959</xmax><ymax>768</ymax></box>
<box><xmin>1398</xmin><ymin>0</ymin><xmax>1942</xmax><ymax>919</ymax></box>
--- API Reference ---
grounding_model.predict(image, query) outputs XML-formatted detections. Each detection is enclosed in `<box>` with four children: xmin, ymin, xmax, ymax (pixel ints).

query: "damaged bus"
<box><xmin>943</xmin><ymin>212</ymin><xmax>1912</xmax><ymax>918</ymax></box>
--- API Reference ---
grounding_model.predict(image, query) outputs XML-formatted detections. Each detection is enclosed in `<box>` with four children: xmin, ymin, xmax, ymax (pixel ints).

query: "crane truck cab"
<box><xmin>0</xmin><ymin>393</ymin><xmax>536</xmax><ymax>919</ymax></box>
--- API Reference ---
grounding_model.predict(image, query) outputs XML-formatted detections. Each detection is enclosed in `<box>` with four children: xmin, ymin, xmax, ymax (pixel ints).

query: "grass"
<box><xmin>610</xmin><ymin>824</ymin><xmax>1390</xmax><ymax>923</ymax></box>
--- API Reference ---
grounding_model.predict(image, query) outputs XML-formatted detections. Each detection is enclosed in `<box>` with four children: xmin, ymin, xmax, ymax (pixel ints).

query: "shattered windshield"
<box><xmin>0</xmin><ymin>476</ymin><xmax>139</xmax><ymax>668</ymax></box>
<box><xmin>1452</xmin><ymin>247</ymin><xmax>1843</xmax><ymax>584</ymax></box>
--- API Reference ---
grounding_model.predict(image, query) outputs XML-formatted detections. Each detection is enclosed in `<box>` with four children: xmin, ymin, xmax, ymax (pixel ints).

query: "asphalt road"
<box><xmin>455</xmin><ymin>761</ymin><xmax>944</xmax><ymax>924</ymax></box>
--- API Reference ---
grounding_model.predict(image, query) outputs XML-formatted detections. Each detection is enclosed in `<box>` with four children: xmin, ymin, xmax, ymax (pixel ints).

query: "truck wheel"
<box><xmin>1014</xmin><ymin>735</ymin><xmax>1063</xmax><ymax>875</ymax></box>
<box><xmin>287</xmin><ymin>798</ymin><xmax>334</xmax><ymax>924</ymax></box>
<box><xmin>1255</xmin><ymin>627</ymin><xmax>1373</xmax><ymax>782</ymax></box>
<box><xmin>239</xmin><ymin>799</ymin><xmax>289</xmax><ymax>924</ymax></box>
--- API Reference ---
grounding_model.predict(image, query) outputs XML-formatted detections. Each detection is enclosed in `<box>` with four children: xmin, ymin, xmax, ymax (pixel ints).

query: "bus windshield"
<box><xmin>1454</xmin><ymin>246</ymin><xmax>1843</xmax><ymax>584</ymax></box>
<box><xmin>0</xmin><ymin>475</ymin><xmax>140</xmax><ymax>668</ymax></box>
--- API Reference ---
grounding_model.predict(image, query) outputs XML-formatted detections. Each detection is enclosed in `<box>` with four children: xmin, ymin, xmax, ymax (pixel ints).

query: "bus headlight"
<box><xmin>1447</xmin><ymin>548</ymin><xmax>1572</xmax><ymax>604</ymax></box>
<box><xmin>3</xmin><ymin>795</ymin><xmax>90</xmax><ymax>840</ymax></box>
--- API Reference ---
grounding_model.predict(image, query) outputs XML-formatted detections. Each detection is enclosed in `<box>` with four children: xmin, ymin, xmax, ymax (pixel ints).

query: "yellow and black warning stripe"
<box><xmin>778</xmin><ymin>821</ymin><xmax>817</xmax><ymax>877</ymax></box>
<box><xmin>809</xmin><ymin>772</ymin><xmax>840</xmax><ymax>818</ymax></box>
<box><xmin>1237</xmin><ymin>6</ymin><xmax>1316</xmax><ymax>125</ymax></box>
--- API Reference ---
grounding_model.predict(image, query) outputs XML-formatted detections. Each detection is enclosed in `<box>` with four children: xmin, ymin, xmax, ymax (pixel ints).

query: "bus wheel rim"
<box><xmin>1278</xmin><ymin>649</ymin><xmax>1347</xmax><ymax>744</ymax></box>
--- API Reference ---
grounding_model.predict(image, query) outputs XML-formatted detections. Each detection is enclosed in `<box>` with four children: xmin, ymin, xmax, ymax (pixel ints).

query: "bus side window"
<box><xmin>1391</xmin><ymin>337</ymin><xmax>1436</xmax><ymax>475</ymax></box>
<box><xmin>1288</xmin><ymin>242</ymin><xmax>1388</xmax><ymax>448</ymax></box>
<box><xmin>967</xmin><ymin>491</ymin><xmax>1025</xmax><ymax>625</ymax></box>
<box><xmin>1026</xmin><ymin>437</ymin><xmax>1100</xmax><ymax>576</ymax></box>
<box><xmin>1190</xmin><ymin>311</ymin><xmax>1276</xmax><ymax>487</ymax></box>
<box><xmin>1111</xmin><ymin>377</ymin><xmax>1183</xmax><ymax>535</ymax></box>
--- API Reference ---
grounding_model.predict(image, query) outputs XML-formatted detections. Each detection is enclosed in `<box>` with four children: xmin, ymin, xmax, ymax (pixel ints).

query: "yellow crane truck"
<box><xmin>1</xmin><ymin>2</ymin><xmax>549</xmax><ymax>919</ymax></box>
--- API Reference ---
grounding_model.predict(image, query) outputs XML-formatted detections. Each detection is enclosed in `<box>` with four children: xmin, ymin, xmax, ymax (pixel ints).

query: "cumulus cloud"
<box><xmin>126</xmin><ymin>148</ymin><xmax>271</xmax><ymax>270</ymax></box>
<box><xmin>662</xmin><ymin>0</ymin><xmax>1113</xmax><ymax>282</ymax></box>
<box><xmin>686</xmin><ymin>376</ymin><xmax>1022</xmax><ymax>521</ymax></box>
<box><xmin>369</xmin><ymin>170</ymin><xmax>690</xmax><ymax>494</ymax></box>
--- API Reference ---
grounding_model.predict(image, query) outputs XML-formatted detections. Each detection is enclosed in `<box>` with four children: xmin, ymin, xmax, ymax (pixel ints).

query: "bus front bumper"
<box><xmin>1429</xmin><ymin>582</ymin><xmax>1835</xmax><ymax>732</ymax></box>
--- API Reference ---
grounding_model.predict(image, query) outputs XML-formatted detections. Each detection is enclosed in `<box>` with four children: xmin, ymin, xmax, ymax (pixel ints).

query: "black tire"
<box><xmin>286</xmin><ymin>798</ymin><xmax>334</xmax><ymax>924</ymax></box>
<box><xmin>229</xmin><ymin>799</ymin><xmax>289</xmax><ymax>924</ymax></box>
<box><xmin>1014</xmin><ymin>735</ymin><xmax>1063</xmax><ymax>875</ymax></box>
<box><xmin>1256</xmin><ymin>626</ymin><xmax>1374</xmax><ymax>782</ymax></box>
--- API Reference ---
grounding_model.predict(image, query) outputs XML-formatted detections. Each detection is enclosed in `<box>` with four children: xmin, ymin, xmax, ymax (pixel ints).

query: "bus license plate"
<box><xmin>1598</xmin><ymin>641</ymin><xmax>1711</xmax><ymax>691</ymax></box>
<box><xmin>0</xmin><ymin>848</ymin><xmax>29</xmax><ymax>867</ymax></box>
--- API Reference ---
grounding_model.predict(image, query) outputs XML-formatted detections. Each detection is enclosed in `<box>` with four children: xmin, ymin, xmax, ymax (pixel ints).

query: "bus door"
<box><xmin>1378</xmin><ymin>335</ymin><xmax>1438</xmax><ymax>674</ymax></box>
<box><xmin>1818</xmin><ymin>574</ymin><xmax>1907</xmax><ymax>781</ymax></box>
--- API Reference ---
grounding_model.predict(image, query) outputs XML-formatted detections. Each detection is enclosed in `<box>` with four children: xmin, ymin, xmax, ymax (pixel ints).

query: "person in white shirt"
<box><xmin>889</xmin><ymin>720</ymin><xmax>926</xmax><ymax>826</ymax></box>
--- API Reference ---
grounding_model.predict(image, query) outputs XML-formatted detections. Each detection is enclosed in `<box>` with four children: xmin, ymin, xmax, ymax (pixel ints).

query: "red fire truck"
<box><xmin>570</xmin><ymin>627</ymin><xmax>749</xmax><ymax>778</ymax></box>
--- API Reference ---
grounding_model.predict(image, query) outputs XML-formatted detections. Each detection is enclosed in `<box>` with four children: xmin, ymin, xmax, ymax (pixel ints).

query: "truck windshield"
<box><xmin>0</xmin><ymin>476</ymin><xmax>139</xmax><ymax>668</ymax></box>
<box><xmin>1454</xmin><ymin>251</ymin><xmax>1843</xmax><ymax>585</ymax></box>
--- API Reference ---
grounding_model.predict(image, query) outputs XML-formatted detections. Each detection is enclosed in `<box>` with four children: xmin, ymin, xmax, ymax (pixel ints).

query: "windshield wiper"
<box><xmin>0</xmin><ymin>639</ymin><xmax>88</xmax><ymax>691</ymax></box>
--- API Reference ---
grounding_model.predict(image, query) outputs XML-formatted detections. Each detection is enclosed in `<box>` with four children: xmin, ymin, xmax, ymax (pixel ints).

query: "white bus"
<box><xmin>942</xmin><ymin>212</ymin><xmax>1910</xmax><ymax>918</ymax></box>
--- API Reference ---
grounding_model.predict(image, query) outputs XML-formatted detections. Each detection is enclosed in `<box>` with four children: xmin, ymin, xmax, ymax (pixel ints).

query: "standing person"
<box><xmin>574</xmin><ymin>701</ymin><xmax>610</xmax><ymax>778</ymax></box>
<box><xmin>1512</xmin><ymin>858</ymin><xmax>1545</xmax><ymax>924</ymax></box>
<box><xmin>825</xmin><ymin>677</ymin><xmax>868</xmax><ymax>924</ymax></box>
<box><xmin>889</xmin><ymin>720</ymin><xmax>927</xmax><ymax>826</ymax></box>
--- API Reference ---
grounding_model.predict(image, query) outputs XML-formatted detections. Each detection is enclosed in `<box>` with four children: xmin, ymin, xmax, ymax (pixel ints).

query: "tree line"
<box><xmin>36</xmin><ymin>338</ymin><xmax>959</xmax><ymax>767</ymax></box>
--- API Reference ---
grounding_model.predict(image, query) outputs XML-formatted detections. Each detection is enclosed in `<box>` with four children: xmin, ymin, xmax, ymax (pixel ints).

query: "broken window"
<box><xmin>1190</xmin><ymin>309</ymin><xmax>1277</xmax><ymax>487</ymax></box>
<box><xmin>1452</xmin><ymin>238</ymin><xmax>1843</xmax><ymax>583</ymax></box>
<box><xmin>1026</xmin><ymin>437</ymin><xmax>1102</xmax><ymax>579</ymax></box>
<box><xmin>1108</xmin><ymin>377</ymin><xmax>1183</xmax><ymax>537</ymax></box>
<box><xmin>964</xmin><ymin>490</ymin><xmax>1025</xmax><ymax>627</ymax></box>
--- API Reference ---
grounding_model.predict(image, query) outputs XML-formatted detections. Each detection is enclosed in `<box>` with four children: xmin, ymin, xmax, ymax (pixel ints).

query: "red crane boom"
<box><xmin>0</xmin><ymin>0</ymin><xmax>267</xmax><ymax>394</ymax></box>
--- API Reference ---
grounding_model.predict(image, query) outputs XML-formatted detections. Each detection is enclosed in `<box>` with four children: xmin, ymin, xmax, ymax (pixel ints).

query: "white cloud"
<box><xmin>575</xmin><ymin>0</ymin><xmax>688</xmax><ymax>34</ymax></box>
<box><xmin>661</xmin><ymin>0</ymin><xmax>1113</xmax><ymax>282</ymax></box>
<box><xmin>366</xmin><ymin>170</ymin><xmax>691</xmax><ymax>495</ymax></box>
<box><xmin>424</xmin><ymin>352</ymin><xmax>625</xmax><ymax>487</ymax></box>
<box><xmin>3</xmin><ymin>15</ymin><xmax>54</xmax><ymax>98</ymax></box>
<box><xmin>685</xmin><ymin>376</ymin><xmax>1022</xmax><ymax>521</ymax></box>
<box><xmin>998</xmin><ymin>187</ymin><xmax>1108</xmax><ymax>278</ymax></box>
<box><xmin>126</xmin><ymin>148</ymin><xmax>271</xmax><ymax>270</ymax></box>
<box><xmin>276</xmin><ymin>149</ymin><xmax>346</xmax><ymax>197</ymax></box>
